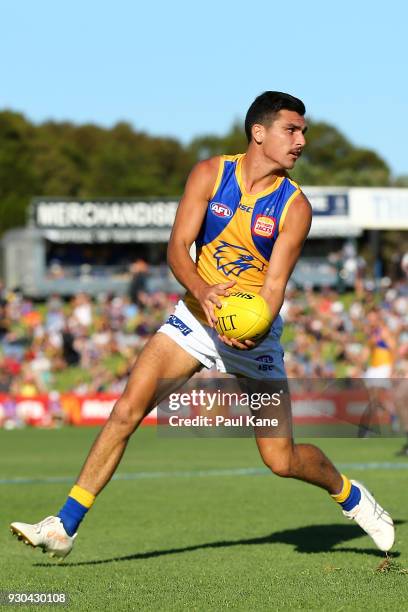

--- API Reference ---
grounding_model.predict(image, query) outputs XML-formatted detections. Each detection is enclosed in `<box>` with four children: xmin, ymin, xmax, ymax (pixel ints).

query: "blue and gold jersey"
<box><xmin>185</xmin><ymin>154</ymin><xmax>302</xmax><ymax>322</ymax></box>
<box><xmin>370</xmin><ymin>330</ymin><xmax>393</xmax><ymax>367</ymax></box>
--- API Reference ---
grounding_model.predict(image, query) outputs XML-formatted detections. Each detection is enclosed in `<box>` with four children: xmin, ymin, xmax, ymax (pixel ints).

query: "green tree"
<box><xmin>394</xmin><ymin>175</ymin><xmax>408</xmax><ymax>187</ymax></box>
<box><xmin>33</xmin><ymin>121</ymin><xmax>86</xmax><ymax>196</ymax></box>
<box><xmin>188</xmin><ymin>121</ymin><xmax>247</xmax><ymax>160</ymax></box>
<box><xmin>83</xmin><ymin>122</ymin><xmax>192</xmax><ymax>197</ymax></box>
<box><xmin>0</xmin><ymin>112</ymin><xmax>38</xmax><ymax>233</ymax></box>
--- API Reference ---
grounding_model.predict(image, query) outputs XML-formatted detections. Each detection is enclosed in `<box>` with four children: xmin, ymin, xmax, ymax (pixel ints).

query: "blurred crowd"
<box><xmin>0</xmin><ymin>288</ymin><xmax>179</xmax><ymax>397</ymax></box>
<box><xmin>0</xmin><ymin>269</ymin><xmax>407</xmax><ymax>399</ymax></box>
<box><xmin>281</xmin><ymin>281</ymin><xmax>408</xmax><ymax>378</ymax></box>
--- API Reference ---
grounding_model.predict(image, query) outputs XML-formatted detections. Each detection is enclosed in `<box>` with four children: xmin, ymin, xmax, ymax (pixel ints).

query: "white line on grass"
<box><xmin>1</xmin><ymin>462</ymin><xmax>408</xmax><ymax>485</ymax></box>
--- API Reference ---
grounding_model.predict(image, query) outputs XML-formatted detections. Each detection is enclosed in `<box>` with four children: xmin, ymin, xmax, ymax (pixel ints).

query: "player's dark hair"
<box><xmin>245</xmin><ymin>91</ymin><xmax>306</xmax><ymax>142</ymax></box>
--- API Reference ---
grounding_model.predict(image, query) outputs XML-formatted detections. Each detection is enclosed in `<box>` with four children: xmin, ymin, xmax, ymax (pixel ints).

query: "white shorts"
<box><xmin>364</xmin><ymin>365</ymin><xmax>392</xmax><ymax>389</ymax></box>
<box><xmin>158</xmin><ymin>300</ymin><xmax>286</xmax><ymax>379</ymax></box>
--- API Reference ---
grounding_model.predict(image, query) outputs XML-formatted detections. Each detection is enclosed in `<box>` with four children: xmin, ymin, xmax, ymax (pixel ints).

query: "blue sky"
<box><xmin>1</xmin><ymin>0</ymin><xmax>407</xmax><ymax>176</ymax></box>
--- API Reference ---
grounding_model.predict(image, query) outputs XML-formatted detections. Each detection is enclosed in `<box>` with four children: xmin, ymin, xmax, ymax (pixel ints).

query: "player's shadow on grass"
<box><xmin>35</xmin><ymin>521</ymin><xmax>403</xmax><ymax>567</ymax></box>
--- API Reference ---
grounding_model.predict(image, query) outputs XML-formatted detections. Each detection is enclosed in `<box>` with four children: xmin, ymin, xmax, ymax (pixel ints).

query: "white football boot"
<box><xmin>10</xmin><ymin>516</ymin><xmax>76</xmax><ymax>559</ymax></box>
<box><xmin>342</xmin><ymin>480</ymin><xmax>394</xmax><ymax>552</ymax></box>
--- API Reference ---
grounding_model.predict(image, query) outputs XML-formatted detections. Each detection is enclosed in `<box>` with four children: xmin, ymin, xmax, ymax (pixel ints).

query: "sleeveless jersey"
<box><xmin>370</xmin><ymin>329</ymin><xmax>393</xmax><ymax>367</ymax></box>
<box><xmin>185</xmin><ymin>154</ymin><xmax>302</xmax><ymax>323</ymax></box>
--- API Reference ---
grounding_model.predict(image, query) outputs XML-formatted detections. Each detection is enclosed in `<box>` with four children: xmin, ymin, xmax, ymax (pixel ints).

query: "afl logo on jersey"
<box><xmin>252</xmin><ymin>215</ymin><xmax>276</xmax><ymax>238</ymax></box>
<box><xmin>210</xmin><ymin>202</ymin><xmax>233</xmax><ymax>218</ymax></box>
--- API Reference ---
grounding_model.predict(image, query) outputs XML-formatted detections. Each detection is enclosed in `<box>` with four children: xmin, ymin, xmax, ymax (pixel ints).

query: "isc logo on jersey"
<box><xmin>210</xmin><ymin>202</ymin><xmax>233</xmax><ymax>218</ymax></box>
<box><xmin>255</xmin><ymin>355</ymin><xmax>274</xmax><ymax>371</ymax></box>
<box><xmin>252</xmin><ymin>215</ymin><xmax>276</xmax><ymax>238</ymax></box>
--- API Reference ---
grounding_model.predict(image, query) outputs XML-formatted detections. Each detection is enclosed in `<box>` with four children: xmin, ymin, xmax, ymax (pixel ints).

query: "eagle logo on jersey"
<box><xmin>213</xmin><ymin>240</ymin><xmax>265</xmax><ymax>277</ymax></box>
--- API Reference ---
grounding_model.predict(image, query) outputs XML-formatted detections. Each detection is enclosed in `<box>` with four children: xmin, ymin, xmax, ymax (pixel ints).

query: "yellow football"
<box><xmin>215</xmin><ymin>291</ymin><xmax>272</xmax><ymax>342</ymax></box>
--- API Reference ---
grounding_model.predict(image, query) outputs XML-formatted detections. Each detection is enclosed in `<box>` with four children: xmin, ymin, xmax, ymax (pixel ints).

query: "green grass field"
<box><xmin>1</xmin><ymin>427</ymin><xmax>408</xmax><ymax>611</ymax></box>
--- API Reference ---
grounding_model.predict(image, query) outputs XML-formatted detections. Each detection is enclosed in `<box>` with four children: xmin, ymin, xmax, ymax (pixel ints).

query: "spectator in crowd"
<box><xmin>128</xmin><ymin>259</ymin><xmax>149</xmax><ymax>308</ymax></box>
<box><xmin>401</xmin><ymin>252</ymin><xmax>408</xmax><ymax>278</ymax></box>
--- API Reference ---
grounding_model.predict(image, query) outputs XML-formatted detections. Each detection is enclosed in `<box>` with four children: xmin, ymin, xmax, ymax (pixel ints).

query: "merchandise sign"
<box><xmin>31</xmin><ymin>199</ymin><xmax>179</xmax><ymax>243</ymax></box>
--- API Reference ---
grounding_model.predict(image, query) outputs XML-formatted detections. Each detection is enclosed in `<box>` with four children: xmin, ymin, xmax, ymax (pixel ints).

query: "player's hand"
<box><xmin>196</xmin><ymin>280</ymin><xmax>236</xmax><ymax>327</ymax></box>
<box><xmin>217</xmin><ymin>334</ymin><xmax>256</xmax><ymax>350</ymax></box>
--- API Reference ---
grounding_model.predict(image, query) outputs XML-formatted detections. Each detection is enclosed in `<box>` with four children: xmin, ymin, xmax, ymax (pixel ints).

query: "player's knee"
<box><xmin>110</xmin><ymin>396</ymin><xmax>145</xmax><ymax>434</ymax></box>
<box><xmin>262</xmin><ymin>452</ymin><xmax>293</xmax><ymax>478</ymax></box>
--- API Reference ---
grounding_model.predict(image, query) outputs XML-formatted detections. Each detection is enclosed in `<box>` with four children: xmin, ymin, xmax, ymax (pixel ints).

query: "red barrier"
<box><xmin>0</xmin><ymin>393</ymin><xmax>157</xmax><ymax>427</ymax></box>
<box><xmin>0</xmin><ymin>391</ymin><xmax>388</xmax><ymax>428</ymax></box>
<box><xmin>0</xmin><ymin>394</ymin><xmax>51</xmax><ymax>427</ymax></box>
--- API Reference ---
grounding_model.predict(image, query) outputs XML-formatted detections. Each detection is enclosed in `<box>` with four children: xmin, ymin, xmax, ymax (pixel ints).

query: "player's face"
<box><xmin>259</xmin><ymin>110</ymin><xmax>307</xmax><ymax>170</ymax></box>
<box><xmin>367</xmin><ymin>311</ymin><xmax>380</xmax><ymax>328</ymax></box>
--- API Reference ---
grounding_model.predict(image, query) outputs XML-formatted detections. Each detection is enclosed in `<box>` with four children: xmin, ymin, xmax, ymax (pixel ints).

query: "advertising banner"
<box><xmin>0</xmin><ymin>386</ymin><xmax>392</xmax><ymax>435</ymax></box>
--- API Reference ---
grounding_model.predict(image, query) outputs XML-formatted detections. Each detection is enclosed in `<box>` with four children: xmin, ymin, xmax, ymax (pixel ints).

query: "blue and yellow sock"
<box><xmin>58</xmin><ymin>485</ymin><xmax>95</xmax><ymax>536</ymax></box>
<box><xmin>331</xmin><ymin>474</ymin><xmax>361</xmax><ymax>511</ymax></box>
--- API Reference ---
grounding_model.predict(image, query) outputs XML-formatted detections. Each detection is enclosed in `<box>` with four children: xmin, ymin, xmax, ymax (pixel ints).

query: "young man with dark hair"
<box><xmin>244</xmin><ymin>91</ymin><xmax>306</xmax><ymax>142</ymax></box>
<box><xmin>10</xmin><ymin>91</ymin><xmax>394</xmax><ymax>558</ymax></box>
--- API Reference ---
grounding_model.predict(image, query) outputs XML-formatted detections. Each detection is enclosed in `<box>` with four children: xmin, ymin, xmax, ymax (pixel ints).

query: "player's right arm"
<box><xmin>167</xmin><ymin>158</ymin><xmax>235</xmax><ymax>327</ymax></box>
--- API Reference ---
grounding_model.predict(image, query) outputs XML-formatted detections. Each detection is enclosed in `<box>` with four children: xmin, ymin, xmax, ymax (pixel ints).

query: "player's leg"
<box><xmin>10</xmin><ymin>332</ymin><xmax>201</xmax><ymax>557</ymax></box>
<box><xmin>358</xmin><ymin>386</ymin><xmax>385</xmax><ymax>437</ymax></box>
<box><xmin>255</xmin><ymin>435</ymin><xmax>343</xmax><ymax>492</ymax></box>
<box><xmin>255</xmin><ymin>420</ymin><xmax>394</xmax><ymax>552</ymax></box>
<box><xmin>360</xmin><ymin>363</ymin><xmax>395</xmax><ymax>437</ymax></box>
<box><xmin>394</xmin><ymin>380</ymin><xmax>408</xmax><ymax>455</ymax></box>
<box><xmin>247</xmin><ymin>383</ymin><xmax>343</xmax><ymax>492</ymax></box>
<box><xmin>75</xmin><ymin>332</ymin><xmax>200</xmax><ymax>495</ymax></box>
<box><xmin>222</xmin><ymin>333</ymin><xmax>394</xmax><ymax>552</ymax></box>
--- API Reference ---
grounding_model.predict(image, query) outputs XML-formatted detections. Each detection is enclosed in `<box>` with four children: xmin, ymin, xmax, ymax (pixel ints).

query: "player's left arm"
<box><xmin>260</xmin><ymin>193</ymin><xmax>312</xmax><ymax>320</ymax></box>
